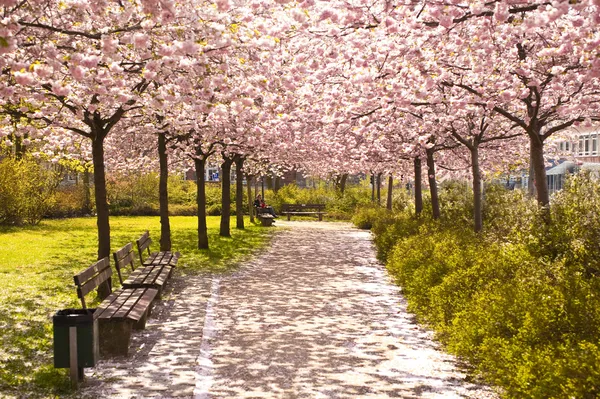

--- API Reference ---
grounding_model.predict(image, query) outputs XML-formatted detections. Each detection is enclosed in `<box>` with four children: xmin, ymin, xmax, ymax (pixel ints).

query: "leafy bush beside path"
<box><xmin>361</xmin><ymin>174</ymin><xmax>600</xmax><ymax>399</ymax></box>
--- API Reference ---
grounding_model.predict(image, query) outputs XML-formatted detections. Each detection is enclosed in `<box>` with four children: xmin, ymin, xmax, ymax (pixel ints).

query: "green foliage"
<box><xmin>366</xmin><ymin>174</ymin><xmax>600</xmax><ymax>398</ymax></box>
<box><xmin>351</xmin><ymin>205</ymin><xmax>388</xmax><ymax>230</ymax></box>
<box><xmin>267</xmin><ymin>182</ymin><xmax>374</xmax><ymax>220</ymax></box>
<box><xmin>51</xmin><ymin>184</ymin><xmax>94</xmax><ymax>218</ymax></box>
<box><xmin>438</xmin><ymin>180</ymin><xmax>474</xmax><ymax>227</ymax></box>
<box><xmin>0</xmin><ymin>156</ymin><xmax>61</xmax><ymax>225</ymax></box>
<box><xmin>106</xmin><ymin>172</ymin><xmax>159</xmax><ymax>213</ymax></box>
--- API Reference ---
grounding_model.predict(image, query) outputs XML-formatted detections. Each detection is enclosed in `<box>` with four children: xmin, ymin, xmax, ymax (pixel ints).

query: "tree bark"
<box><xmin>158</xmin><ymin>132</ymin><xmax>171</xmax><ymax>251</ymax></box>
<box><xmin>387</xmin><ymin>175</ymin><xmax>393</xmax><ymax>211</ymax></box>
<box><xmin>91</xmin><ymin>135</ymin><xmax>111</xmax><ymax>299</ymax></box>
<box><xmin>220</xmin><ymin>155</ymin><xmax>234</xmax><ymax>237</ymax></box>
<box><xmin>376</xmin><ymin>173</ymin><xmax>382</xmax><ymax>206</ymax></box>
<box><xmin>414</xmin><ymin>157</ymin><xmax>423</xmax><ymax>216</ymax></box>
<box><xmin>528</xmin><ymin>150</ymin><xmax>535</xmax><ymax>197</ymax></box>
<box><xmin>234</xmin><ymin>156</ymin><xmax>245</xmax><ymax>230</ymax></box>
<box><xmin>471</xmin><ymin>146</ymin><xmax>483</xmax><ymax>233</ymax></box>
<box><xmin>371</xmin><ymin>173</ymin><xmax>375</xmax><ymax>202</ymax></box>
<box><xmin>194</xmin><ymin>158</ymin><xmax>209</xmax><ymax>249</ymax></box>
<box><xmin>340</xmin><ymin>173</ymin><xmax>348</xmax><ymax>195</ymax></box>
<box><xmin>82</xmin><ymin>168</ymin><xmax>92</xmax><ymax>215</ymax></box>
<box><xmin>426</xmin><ymin>149</ymin><xmax>440</xmax><ymax>219</ymax></box>
<box><xmin>265</xmin><ymin>175</ymin><xmax>273</xmax><ymax>190</ymax></box>
<box><xmin>529</xmin><ymin>133</ymin><xmax>550</xmax><ymax>207</ymax></box>
<box><xmin>247</xmin><ymin>174</ymin><xmax>254</xmax><ymax>223</ymax></box>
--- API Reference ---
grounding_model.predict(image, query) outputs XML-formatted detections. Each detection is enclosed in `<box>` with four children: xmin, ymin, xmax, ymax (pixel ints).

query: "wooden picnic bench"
<box><xmin>281</xmin><ymin>203</ymin><xmax>327</xmax><ymax>221</ymax></box>
<box><xmin>113</xmin><ymin>242</ymin><xmax>173</xmax><ymax>299</ymax></box>
<box><xmin>255</xmin><ymin>207</ymin><xmax>276</xmax><ymax>227</ymax></box>
<box><xmin>73</xmin><ymin>257</ymin><xmax>158</xmax><ymax>357</ymax></box>
<box><xmin>136</xmin><ymin>231</ymin><xmax>180</xmax><ymax>268</ymax></box>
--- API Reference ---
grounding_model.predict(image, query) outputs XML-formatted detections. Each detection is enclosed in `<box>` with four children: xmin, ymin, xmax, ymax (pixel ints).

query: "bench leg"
<box><xmin>133</xmin><ymin>303</ymin><xmax>154</xmax><ymax>330</ymax></box>
<box><xmin>318</xmin><ymin>214</ymin><xmax>323</xmax><ymax>221</ymax></box>
<box><xmin>99</xmin><ymin>320</ymin><xmax>133</xmax><ymax>357</ymax></box>
<box><xmin>287</xmin><ymin>214</ymin><xmax>291</xmax><ymax>221</ymax></box>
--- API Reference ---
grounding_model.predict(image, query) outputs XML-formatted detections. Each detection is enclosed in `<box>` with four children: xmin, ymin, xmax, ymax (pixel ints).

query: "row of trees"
<box><xmin>1</xmin><ymin>1</ymin><xmax>600</xmax><ymax>262</ymax></box>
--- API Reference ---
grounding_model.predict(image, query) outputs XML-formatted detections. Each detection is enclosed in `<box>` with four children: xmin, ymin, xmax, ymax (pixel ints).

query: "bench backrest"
<box><xmin>113</xmin><ymin>243</ymin><xmax>136</xmax><ymax>285</ymax></box>
<box><xmin>281</xmin><ymin>203</ymin><xmax>326</xmax><ymax>212</ymax></box>
<box><xmin>136</xmin><ymin>231</ymin><xmax>152</xmax><ymax>264</ymax></box>
<box><xmin>73</xmin><ymin>257</ymin><xmax>113</xmax><ymax>309</ymax></box>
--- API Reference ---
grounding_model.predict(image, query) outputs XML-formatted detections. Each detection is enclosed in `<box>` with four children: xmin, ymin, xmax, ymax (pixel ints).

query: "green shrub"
<box><xmin>351</xmin><ymin>206</ymin><xmax>387</xmax><ymax>229</ymax></box>
<box><xmin>206</xmin><ymin>203</ymin><xmax>222</xmax><ymax>216</ymax></box>
<box><xmin>365</xmin><ymin>173</ymin><xmax>600</xmax><ymax>398</ymax></box>
<box><xmin>49</xmin><ymin>184</ymin><xmax>94</xmax><ymax>218</ymax></box>
<box><xmin>0</xmin><ymin>156</ymin><xmax>61</xmax><ymax>225</ymax></box>
<box><xmin>438</xmin><ymin>180</ymin><xmax>473</xmax><ymax>226</ymax></box>
<box><xmin>169</xmin><ymin>204</ymin><xmax>197</xmax><ymax>216</ymax></box>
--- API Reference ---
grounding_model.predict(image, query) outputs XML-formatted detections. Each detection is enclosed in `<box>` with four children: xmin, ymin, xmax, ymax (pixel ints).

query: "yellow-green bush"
<box><xmin>0</xmin><ymin>156</ymin><xmax>61</xmax><ymax>225</ymax></box>
<box><xmin>367</xmin><ymin>174</ymin><xmax>600</xmax><ymax>398</ymax></box>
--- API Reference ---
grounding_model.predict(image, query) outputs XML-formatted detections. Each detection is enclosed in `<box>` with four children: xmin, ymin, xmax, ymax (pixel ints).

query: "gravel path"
<box><xmin>81</xmin><ymin>221</ymin><xmax>498</xmax><ymax>399</ymax></box>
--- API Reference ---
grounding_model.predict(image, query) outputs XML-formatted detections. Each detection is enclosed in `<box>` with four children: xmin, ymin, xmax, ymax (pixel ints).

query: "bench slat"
<box><xmin>126</xmin><ymin>288</ymin><xmax>157</xmax><ymax>322</ymax></box>
<box><xmin>124</xmin><ymin>265</ymin><xmax>172</xmax><ymax>288</ymax></box>
<box><xmin>136</xmin><ymin>231</ymin><xmax>152</xmax><ymax>254</ymax></box>
<box><xmin>74</xmin><ymin>257</ymin><xmax>111</xmax><ymax>286</ymax></box>
<box><xmin>95</xmin><ymin>291</ymin><xmax>122</xmax><ymax>320</ymax></box>
<box><xmin>77</xmin><ymin>267</ymin><xmax>113</xmax><ymax>300</ymax></box>
<box><xmin>144</xmin><ymin>251</ymin><xmax>180</xmax><ymax>267</ymax></box>
<box><xmin>114</xmin><ymin>243</ymin><xmax>134</xmax><ymax>263</ymax></box>
<box><xmin>113</xmin><ymin>290</ymin><xmax>145</xmax><ymax>320</ymax></box>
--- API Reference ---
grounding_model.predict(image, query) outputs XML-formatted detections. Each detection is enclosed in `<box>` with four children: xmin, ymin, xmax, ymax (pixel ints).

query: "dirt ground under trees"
<box><xmin>80</xmin><ymin>221</ymin><xmax>498</xmax><ymax>399</ymax></box>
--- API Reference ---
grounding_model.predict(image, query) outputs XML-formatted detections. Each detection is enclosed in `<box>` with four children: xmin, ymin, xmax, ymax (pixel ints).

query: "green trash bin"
<box><xmin>53</xmin><ymin>309</ymin><xmax>99</xmax><ymax>369</ymax></box>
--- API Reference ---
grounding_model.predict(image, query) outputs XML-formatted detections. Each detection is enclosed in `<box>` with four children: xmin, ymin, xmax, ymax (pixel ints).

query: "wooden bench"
<box><xmin>74</xmin><ymin>257</ymin><xmax>158</xmax><ymax>357</ymax></box>
<box><xmin>136</xmin><ymin>231</ymin><xmax>180</xmax><ymax>268</ymax></box>
<box><xmin>255</xmin><ymin>207</ymin><xmax>276</xmax><ymax>227</ymax></box>
<box><xmin>281</xmin><ymin>203</ymin><xmax>327</xmax><ymax>221</ymax></box>
<box><xmin>114</xmin><ymin>242</ymin><xmax>173</xmax><ymax>299</ymax></box>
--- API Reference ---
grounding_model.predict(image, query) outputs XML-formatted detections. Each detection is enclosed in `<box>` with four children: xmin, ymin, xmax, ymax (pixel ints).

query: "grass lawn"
<box><xmin>0</xmin><ymin>215</ymin><xmax>273</xmax><ymax>398</ymax></box>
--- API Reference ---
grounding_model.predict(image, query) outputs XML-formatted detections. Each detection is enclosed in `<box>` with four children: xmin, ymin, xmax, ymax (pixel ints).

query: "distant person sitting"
<box><xmin>254</xmin><ymin>194</ymin><xmax>277</xmax><ymax>218</ymax></box>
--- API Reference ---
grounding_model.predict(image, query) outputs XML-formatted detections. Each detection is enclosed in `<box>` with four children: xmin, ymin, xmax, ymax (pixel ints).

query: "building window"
<box><xmin>593</xmin><ymin>134</ymin><xmax>598</xmax><ymax>154</ymax></box>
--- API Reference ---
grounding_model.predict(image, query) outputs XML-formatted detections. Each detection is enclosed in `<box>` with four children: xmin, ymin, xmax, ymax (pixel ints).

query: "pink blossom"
<box><xmin>13</xmin><ymin>71</ymin><xmax>34</xmax><ymax>85</ymax></box>
<box><xmin>70</xmin><ymin>65</ymin><xmax>86</xmax><ymax>81</ymax></box>
<box><xmin>133</xmin><ymin>33</ymin><xmax>149</xmax><ymax>49</ymax></box>
<box><xmin>51</xmin><ymin>83</ymin><xmax>70</xmax><ymax>97</ymax></box>
<box><xmin>215</xmin><ymin>0</ymin><xmax>231</xmax><ymax>12</ymax></box>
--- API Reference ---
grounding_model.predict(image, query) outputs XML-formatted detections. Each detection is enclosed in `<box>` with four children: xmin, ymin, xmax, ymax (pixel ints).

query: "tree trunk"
<box><xmin>340</xmin><ymin>174</ymin><xmax>348</xmax><ymax>195</ymax></box>
<box><xmin>247</xmin><ymin>174</ymin><xmax>254</xmax><ymax>223</ymax></box>
<box><xmin>91</xmin><ymin>135</ymin><xmax>111</xmax><ymax>299</ymax></box>
<box><xmin>414</xmin><ymin>157</ymin><xmax>423</xmax><ymax>216</ymax></box>
<box><xmin>194</xmin><ymin>158</ymin><xmax>209</xmax><ymax>249</ymax></box>
<box><xmin>234</xmin><ymin>156</ymin><xmax>245</xmax><ymax>230</ymax></box>
<box><xmin>426</xmin><ymin>149</ymin><xmax>440</xmax><ymax>219</ymax></box>
<box><xmin>387</xmin><ymin>175</ymin><xmax>393</xmax><ymax>211</ymax></box>
<box><xmin>220</xmin><ymin>156</ymin><xmax>234</xmax><ymax>237</ymax></box>
<box><xmin>528</xmin><ymin>150</ymin><xmax>535</xmax><ymax>197</ymax></box>
<box><xmin>376</xmin><ymin>173</ymin><xmax>382</xmax><ymax>206</ymax></box>
<box><xmin>266</xmin><ymin>175</ymin><xmax>273</xmax><ymax>190</ymax></box>
<box><xmin>471</xmin><ymin>146</ymin><xmax>483</xmax><ymax>233</ymax></box>
<box><xmin>273</xmin><ymin>174</ymin><xmax>280</xmax><ymax>193</ymax></box>
<box><xmin>371</xmin><ymin>173</ymin><xmax>375</xmax><ymax>202</ymax></box>
<box><xmin>82</xmin><ymin>168</ymin><xmax>92</xmax><ymax>215</ymax></box>
<box><xmin>529</xmin><ymin>133</ymin><xmax>550</xmax><ymax>207</ymax></box>
<box><xmin>158</xmin><ymin>132</ymin><xmax>171</xmax><ymax>251</ymax></box>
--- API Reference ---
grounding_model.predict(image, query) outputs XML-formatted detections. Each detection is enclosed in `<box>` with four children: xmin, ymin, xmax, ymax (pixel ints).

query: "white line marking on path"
<box><xmin>193</xmin><ymin>277</ymin><xmax>221</xmax><ymax>399</ymax></box>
